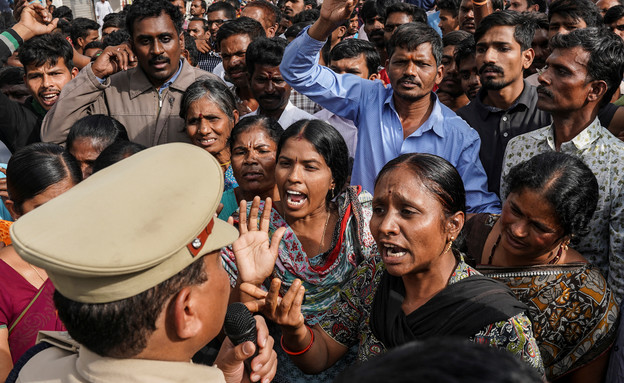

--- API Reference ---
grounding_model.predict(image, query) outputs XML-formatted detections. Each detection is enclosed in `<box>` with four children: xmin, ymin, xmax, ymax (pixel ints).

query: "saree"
<box><xmin>221</xmin><ymin>186</ymin><xmax>377</xmax><ymax>382</ymax></box>
<box><xmin>221</xmin><ymin>185</ymin><xmax>376</xmax><ymax>323</ymax></box>
<box><xmin>0</xmin><ymin>260</ymin><xmax>65</xmax><ymax>364</ymax></box>
<box><xmin>460</xmin><ymin>213</ymin><xmax>619</xmax><ymax>380</ymax></box>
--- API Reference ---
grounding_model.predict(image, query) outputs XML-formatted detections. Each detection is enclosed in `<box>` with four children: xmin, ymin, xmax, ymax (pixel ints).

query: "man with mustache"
<box><xmin>41</xmin><ymin>0</ymin><xmax>218</xmax><ymax>147</ymax></box>
<box><xmin>215</xmin><ymin>17</ymin><xmax>266</xmax><ymax>116</ymax></box>
<box><xmin>501</xmin><ymin>28</ymin><xmax>624</xmax><ymax>305</ymax></box>
<box><xmin>360</xmin><ymin>0</ymin><xmax>386</xmax><ymax>63</ymax></box>
<box><xmin>457</xmin><ymin>11</ymin><xmax>550</xmax><ymax>195</ymax></box>
<box><xmin>280</xmin><ymin>0</ymin><xmax>501</xmax><ymax>214</ymax></box>
<box><xmin>243</xmin><ymin>37</ymin><xmax>315</xmax><ymax>129</ymax></box>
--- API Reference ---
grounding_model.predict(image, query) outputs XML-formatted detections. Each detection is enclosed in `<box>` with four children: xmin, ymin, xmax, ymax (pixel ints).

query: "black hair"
<box><xmin>361</xmin><ymin>0</ymin><xmax>386</xmax><ymax>22</ymax></box>
<box><xmin>215</xmin><ymin>16</ymin><xmax>266</xmax><ymax>48</ymax></box>
<box><xmin>385</xmin><ymin>3</ymin><xmax>427</xmax><ymax>24</ymax></box>
<box><xmin>504</xmin><ymin>152</ymin><xmax>598</xmax><ymax>239</ymax></box>
<box><xmin>437</xmin><ymin>0</ymin><xmax>461</xmax><ymax>17</ymax></box>
<box><xmin>69</xmin><ymin>17</ymin><xmax>100</xmax><ymax>44</ymax></box>
<box><xmin>102</xmin><ymin>12</ymin><xmax>126</xmax><ymax>30</ymax></box>
<box><xmin>304</xmin><ymin>0</ymin><xmax>317</xmax><ymax>8</ymax></box>
<box><xmin>454</xmin><ymin>33</ymin><xmax>475</xmax><ymax>67</ymax></box>
<box><xmin>180</xmin><ymin>77</ymin><xmax>237</xmax><ymax>121</ymax></box>
<box><xmin>54</xmin><ymin>256</ymin><xmax>207</xmax><ymax>358</ymax></box>
<box><xmin>189</xmin><ymin>17</ymin><xmax>209</xmax><ymax>32</ymax></box>
<box><xmin>491</xmin><ymin>0</ymin><xmax>505</xmax><ymax>11</ymax></box>
<box><xmin>330</xmin><ymin>38</ymin><xmax>381</xmax><ymax>76</ymax></box>
<box><xmin>102</xmin><ymin>29</ymin><xmax>131</xmax><ymax>47</ymax></box>
<box><xmin>0</xmin><ymin>66</ymin><xmax>24</xmax><ymax>87</ymax></box>
<box><xmin>524</xmin><ymin>0</ymin><xmax>547</xmax><ymax>12</ymax></box>
<box><xmin>192</xmin><ymin>0</ymin><xmax>208</xmax><ymax>11</ymax></box>
<box><xmin>284</xmin><ymin>21</ymin><xmax>313</xmax><ymax>39</ymax></box>
<box><xmin>245</xmin><ymin>37</ymin><xmax>287</xmax><ymax>76</ymax></box>
<box><xmin>387</xmin><ymin>23</ymin><xmax>443</xmax><ymax>65</ymax></box>
<box><xmin>548</xmin><ymin>0</ymin><xmax>602</xmax><ymax>28</ymax></box>
<box><xmin>18</xmin><ymin>34</ymin><xmax>74</xmax><ymax>73</ymax></box>
<box><xmin>549</xmin><ymin>27</ymin><xmax>624</xmax><ymax>107</ymax></box>
<box><xmin>474</xmin><ymin>10</ymin><xmax>535</xmax><ymax>51</ymax></box>
<box><xmin>277</xmin><ymin>120</ymin><xmax>349</xmax><ymax>202</ymax></box>
<box><xmin>375</xmin><ymin>153</ymin><xmax>466</xmax><ymax>216</ymax></box>
<box><xmin>6</xmin><ymin>143</ymin><xmax>82</xmax><ymax>215</ymax></box>
<box><xmin>442</xmin><ymin>29</ymin><xmax>471</xmax><ymax>47</ymax></box>
<box><xmin>293</xmin><ymin>8</ymin><xmax>320</xmax><ymax>24</ymax></box>
<box><xmin>523</xmin><ymin>10</ymin><xmax>548</xmax><ymax>30</ymax></box>
<box><xmin>244</xmin><ymin>0</ymin><xmax>282</xmax><ymax>26</ymax></box>
<box><xmin>604</xmin><ymin>5</ymin><xmax>624</xmax><ymax>24</ymax></box>
<box><xmin>224</xmin><ymin>0</ymin><xmax>242</xmax><ymax>11</ymax></box>
<box><xmin>84</xmin><ymin>40</ymin><xmax>105</xmax><ymax>52</ymax></box>
<box><xmin>66</xmin><ymin>115</ymin><xmax>129</xmax><ymax>156</ymax></box>
<box><xmin>183</xmin><ymin>31</ymin><xmax>199</xmax><ymax>66</ymax></box>
<box><xmin>52</xmin><ymin>5</ymin><xmax>73</xmax><ymax>22</ymax></box>
<box><xmin>126</xmin><ymin>0</ymin><xmax>184</xmax><ymax>37</ymax></box>
<box><xmin>334</xmin><ymin>338</ymin><xmax>542</xmax><ymax>383</ymax></box>
<box><xmin>206</xmin><ymin>2</ymin><xmax>237</xmax><ymax>20</ymax></box>
<box><xmin>92</xmin><ymin>141</ymin><xmax>147</xmax><ymax>173</ymax></box>
<box><xmin>229</xmin><ymin>115</ymin><xmax>283</xmax><ymax>152</ymax></box>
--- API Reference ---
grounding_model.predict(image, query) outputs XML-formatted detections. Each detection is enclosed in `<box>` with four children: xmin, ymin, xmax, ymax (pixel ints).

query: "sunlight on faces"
<box><xmin>69</xmin><ymin>137</ymin><xmax>104</xmax><ymax>179</ymax></box>
<box><xmin>275</xmin><ymin>137</ymin><xmax>334</xmax><ymax>220</ymax></box>
<box><xmin>386</xmin><ymin>44</ymin><xmax>443</xmax><ymax>102</ymax></box>
<box><xmin>499</xmin><ymin>189</ymin><xmax>565</xmax><ymax>263</ymax></box>
<box><xmin>459</xmin><ymin>0</ymin><xmax>475</xmax><ymax>34</ymax></box>
<box><xmin>221</xmin><ymin>34</ymin><xmax>253</xmax><ymax>88</ymax></box>
<box><xmin>185</xmin><ymin>97</ymin><xmax>237</xmax><ymax>158</ymax></box>
<box><xmin>439</xmin><ymin>9</ymin><xmax>459</xmax><ymax>36</ymax></box>
<box><xmin>329</xmin><ymin>54</ymin><xmax>372</xmax><ymax>79</ymax></box>
<box><xmin>250</xmin><ymin>65</ymin><xmax>291</xmax><ymax>115</ymax></box>
<box><xmin>24</xmin><ymin>58</ymin><xmax>78</xmax><ymax>111</ymax></box>
<box><xmin>370</xmin><ymin>167</ymin><xmax>459</xmax><ymax>278</ymax></box>
<box><xmin>231</xmin><ymin>125</ymin><xmax>278</xmax><ymax>197</ymax></box>
<box><xmin>548</xmin><ymin>14</ymin><xmax>587</xmax><ymax>39</ymax></box>
<box><xmin>458</xmin><ymin>55</ymin><xmax>481</xmax><ymax>100</ymax></box>
<box><xmin>475</xmin><ymin>25</ymin><xmax>531</xmax><ymax>91</ymax></box>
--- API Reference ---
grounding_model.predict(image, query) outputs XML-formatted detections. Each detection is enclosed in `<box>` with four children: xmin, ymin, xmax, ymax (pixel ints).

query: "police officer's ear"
<box><xmin>172</xmin><ymin>286</ymin><xmax>204</xmax><ymax>338</ymax></box>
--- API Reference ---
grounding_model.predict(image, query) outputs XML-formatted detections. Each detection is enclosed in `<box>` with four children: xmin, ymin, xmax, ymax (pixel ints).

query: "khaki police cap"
<box><xmin>10</xmin><ymin>143</ymin><xmax>239</xmax><ymax>304</ymax></box>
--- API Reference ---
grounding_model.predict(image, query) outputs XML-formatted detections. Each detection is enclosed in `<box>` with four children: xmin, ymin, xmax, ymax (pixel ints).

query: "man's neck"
<box><xmin>258</xmin><ymin>104</ymin><xmax>286</xmax><ymax>121</ymax></box>
<box><xmin>482</xmin><ymin>78</ymin><xmax>524</xmax><ymax>110</ymax></box>
<box><xmin>393</xmin><ymin>92</ymin><xmax>435</xmax><ymax>139</ymax></box>
<box><xmin>551</xmin><ymin>107</ymin><xmax>599</xmax><ymax>150</ymax></box>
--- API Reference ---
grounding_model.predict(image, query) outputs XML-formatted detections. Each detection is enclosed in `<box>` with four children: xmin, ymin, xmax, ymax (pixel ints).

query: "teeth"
<box><xmin>286</xmin><ymin>191</ymin><xmax>302</xmax><ymax>195</ymax></box>
<box><xmin>383</xmin><ymin>244</ymin><xmax>407</xmax><ymax>257</ymax></box>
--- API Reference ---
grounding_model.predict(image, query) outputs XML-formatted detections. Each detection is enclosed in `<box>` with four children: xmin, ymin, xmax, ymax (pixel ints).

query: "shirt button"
<box><xmin>503</xmin><ymin>132</ymin><xmax>509</xmax><ymax>137</ymax></box>
<box><xmin>502</xmin><ymin>116</ymin><xmax>508</xmax><ymax>122</ymax></box>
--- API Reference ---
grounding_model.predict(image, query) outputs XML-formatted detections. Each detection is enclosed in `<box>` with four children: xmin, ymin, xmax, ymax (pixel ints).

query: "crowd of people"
<box><xmin>1</xmin><ymin>0</ymin><xmax>624</xmax><ymax>381</ymax></box>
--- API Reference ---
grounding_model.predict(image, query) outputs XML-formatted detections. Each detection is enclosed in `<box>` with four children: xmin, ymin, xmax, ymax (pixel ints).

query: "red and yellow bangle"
<box><xmin>472</xmin><ymin>0</ymin><xmax>489</xmax><ymax>5</ymax></box>
<box><xmin>281</xmin><ymin>325</ymin><xmax>314</xmax><ymax>356</ymax></box>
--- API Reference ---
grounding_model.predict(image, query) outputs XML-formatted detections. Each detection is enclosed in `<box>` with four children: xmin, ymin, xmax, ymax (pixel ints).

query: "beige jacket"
<box><xmin>41</xmin><ymin>59</ymin><xmax>219</xmax><ymax>147</ymax></box>
<box><xmin>16</xmin><ymin>341</ymin><xmax>226</xmax><ymax>382</ymax></box>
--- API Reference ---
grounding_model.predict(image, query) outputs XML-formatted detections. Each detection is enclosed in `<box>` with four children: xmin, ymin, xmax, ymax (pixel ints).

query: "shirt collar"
<box><xmin>546</xmin><ymin>116</ymin><xmax>602</xmax><ymax>151</ymax></box>
<box><xmin>157</xmin><ymin>59</ymin><xmax>184</xmax><ymax>94</ymax></box>
<box><xmin>387</xmin><ymin>91</ymin><xmax>445</xmax><ymax>138</ymax></box>
<box><xmin>475</xmin><ymin>80</ymin><xmax>532</xmax><ymax>119</ymax></box>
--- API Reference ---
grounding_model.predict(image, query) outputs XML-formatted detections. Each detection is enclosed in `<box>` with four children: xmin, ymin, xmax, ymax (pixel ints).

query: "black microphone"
<box><xmin>224</xmin><ymin>303</ymin><xmax>259</xmax><ymax>362</ymax></box>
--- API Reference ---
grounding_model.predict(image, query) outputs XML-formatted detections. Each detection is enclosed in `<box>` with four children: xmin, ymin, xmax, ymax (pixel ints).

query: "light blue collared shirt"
<box><xmin>280</xmin><ymin>27</ymin><xmax>500</xmax><ymax>213</ymax></box>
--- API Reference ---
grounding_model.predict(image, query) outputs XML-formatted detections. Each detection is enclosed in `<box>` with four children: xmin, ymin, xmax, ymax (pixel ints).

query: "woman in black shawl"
<box><xmin>239</xmin><ymin>153</ymin><xmax>544</xmax><ymax>375</ymax></box>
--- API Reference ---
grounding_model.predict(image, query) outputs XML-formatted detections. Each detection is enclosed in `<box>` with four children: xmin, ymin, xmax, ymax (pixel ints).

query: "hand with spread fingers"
<box><xmin>232</xmin><ymin>197</ymin><xmax>286</xmax><ymax>286</ymax></box>
<box><xmin>241</xmin><ymin>278</ymin><xmax>305</xmax><ymax>332</ymax></box>
<box><xmin>91</xmin><ymin>43</ymin><xmax>137</xmax><ymax>79</ymax></box>
<box><xmin>215</xmin><ymin>315</ymin><xmax>278</xmax><ymax>383</ymax></box>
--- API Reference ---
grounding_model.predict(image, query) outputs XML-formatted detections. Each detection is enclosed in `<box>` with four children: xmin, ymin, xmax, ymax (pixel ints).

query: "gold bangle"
<box><xmin>472</xmin><ymin>0</ymin><xmax>489</xmax><ymax>5</ymax></box>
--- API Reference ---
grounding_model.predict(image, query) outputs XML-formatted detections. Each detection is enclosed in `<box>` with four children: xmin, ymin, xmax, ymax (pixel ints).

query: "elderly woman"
<box><xmin>180</xmin><ymin>78</ymin><xmax>239</xmax><ymax>191</ymax></box>
<box><xmin>236</xmin><ymin>153</ymin><xmax>544</xmax><ymax>375</ymax></box>
<box><xmin>223</xmin><ymin>119</ymin><xmax>376</xmax><ymax>381</ymax></box>
<box><xmin>66</xmin><ymin>115</ymin><xmax>129</xmax><ymax>179</ymax></box>
<box><xmin>458</xmin><ymin>152</ymin><xmax>618</xmax><ymax>382</ymax></box>
<box><xmin>0</xmin><ymin>143</ymin><xmax>82</xmax><ymax>381</ymax></box>
<box><xmin>218</xmin><ymin>116</ymin><xmax>282</xmax><ymax>221</ymax></box>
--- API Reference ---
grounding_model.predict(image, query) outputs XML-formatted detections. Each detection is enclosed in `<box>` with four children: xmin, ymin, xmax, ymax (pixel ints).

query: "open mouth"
<box><xmin>39</xmin><ymin>92</ymin><xmax>60</xmax><ymax>107</ymax></box>
<box><xmin>285</xmin><ymin>190</ymin><xmax>307</xmax><ymax>208</ymax></box>
<box><xmin>381</xmin><ymin>243</ymin><xmax>408</xmax><ymax>258</ymax></box>
<box><xmin>195</xmin><ymin>137</ymin><xmax>217</xmax><ymax>148</ymax></box>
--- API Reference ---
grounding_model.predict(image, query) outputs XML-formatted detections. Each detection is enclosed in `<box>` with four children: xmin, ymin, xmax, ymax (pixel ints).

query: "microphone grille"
<box><xmin>224</xmin><ymin>302</ymin><xmax>256</xmax><ymax>344</ymax></box>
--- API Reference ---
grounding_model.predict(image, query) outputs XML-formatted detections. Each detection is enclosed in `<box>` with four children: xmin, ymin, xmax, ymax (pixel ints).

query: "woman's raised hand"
<box><xmin>232</xmin><ymin>197</ymin><xmax>286</xmax><ymax>286</ymax></box>
<box><xmin>241</xmin><ymin>278</ymin><xmax>306</xmax><ymax>331</ymax></box>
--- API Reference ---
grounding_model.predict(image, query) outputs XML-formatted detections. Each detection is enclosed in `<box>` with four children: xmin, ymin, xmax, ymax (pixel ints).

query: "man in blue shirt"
<box><xmin>280</xmin><ymin>0</ymin><xmax>500</xmax><ymax>213</ymax></box>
